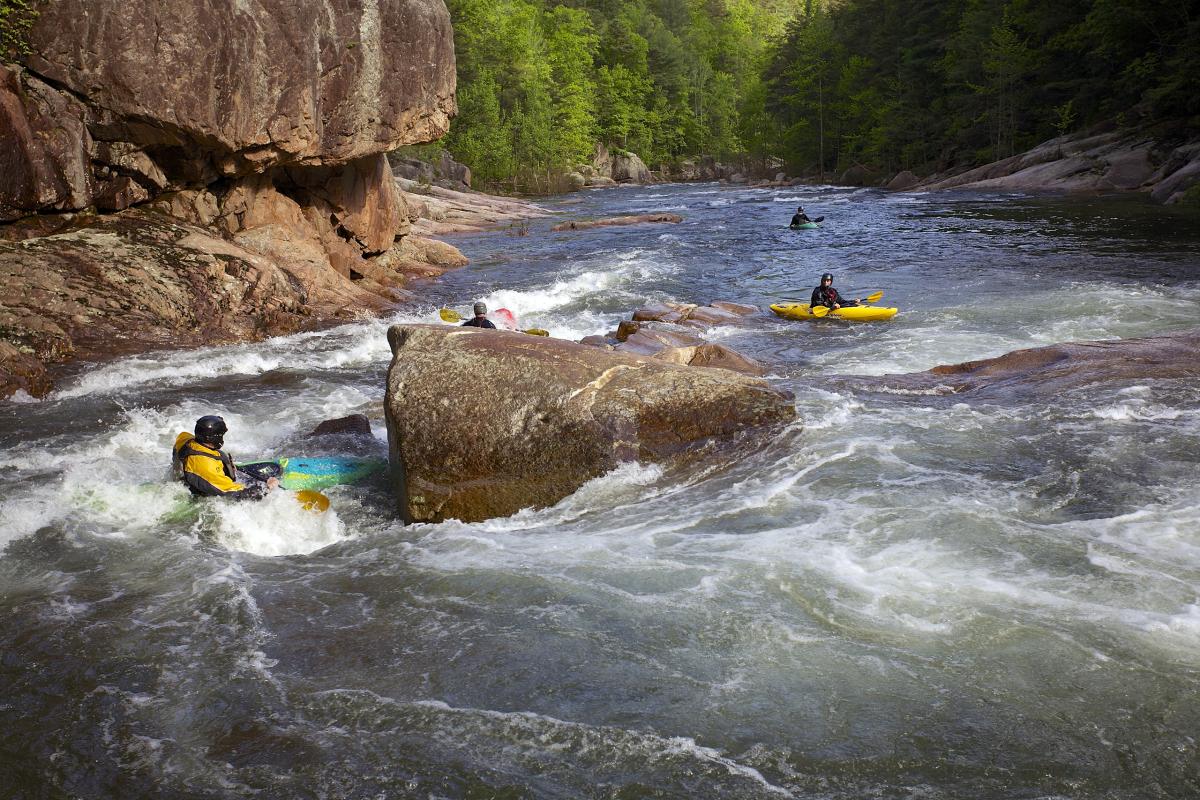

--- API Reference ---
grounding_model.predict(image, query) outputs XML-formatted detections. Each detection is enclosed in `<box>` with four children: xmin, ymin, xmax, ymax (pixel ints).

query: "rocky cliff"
<box><xmin>1</xmin><ymin>0</ymin><xmax>459</xmax><ymax>398</ymax></box>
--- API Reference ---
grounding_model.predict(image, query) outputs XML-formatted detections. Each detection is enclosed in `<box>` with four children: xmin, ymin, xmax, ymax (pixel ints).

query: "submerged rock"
<box><xmin>840</xmin><ymin>328</ymin><xmax>1200</xmax><ymax>401</ymax></box>
<box><xmin>384</xmin><ymin>325</ymin><xmax>795</xmax><ymax>522</ymax></box>
<box><xmin>310</xmin><ymin>414</ymin><xmax>374</xmax><ymax>439</ymax></box>
<box><xmin>551</xmin><ymin>213</ymin><xmax>683</xmax><ymax>232</ymax></box>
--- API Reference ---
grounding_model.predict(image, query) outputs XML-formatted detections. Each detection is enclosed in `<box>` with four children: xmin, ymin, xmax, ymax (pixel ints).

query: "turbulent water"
<box><xmin>3</xmin><ymin>183</ymin><xmax>1200</xmax><ymax>799</ymax></box>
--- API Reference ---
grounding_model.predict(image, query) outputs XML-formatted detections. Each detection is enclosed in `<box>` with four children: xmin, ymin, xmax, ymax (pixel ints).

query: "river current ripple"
<box><xmin>2</xmin><ymin>184</ymin><xmax>1200</xmax><ymax>798</ymax></box>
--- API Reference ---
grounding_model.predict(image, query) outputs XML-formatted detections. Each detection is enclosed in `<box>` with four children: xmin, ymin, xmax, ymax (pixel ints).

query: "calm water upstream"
<box><xmin>2</xmin><ymin>183</ymin><xmax>1200</xmax><ymax>799</ymax></box>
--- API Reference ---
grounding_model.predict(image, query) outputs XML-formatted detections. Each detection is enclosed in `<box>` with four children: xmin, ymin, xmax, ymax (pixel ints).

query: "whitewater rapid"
<box><xmin>2</xmin><ymin>184</ymin><xmax>1199</xmax><ymax>798</ymax></box>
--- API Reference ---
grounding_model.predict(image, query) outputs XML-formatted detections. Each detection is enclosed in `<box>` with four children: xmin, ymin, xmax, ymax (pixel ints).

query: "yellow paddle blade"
<box><xmin>295</xmin><ymin>489</ymin><xmax>330</xmax><ymax>513</ymax></box>
<box><xmin>810</xmin><ymin>305</ymin><xmax>831</xmax><ymax>317</ymax></box>
<box><xmin>438</xmin><ymin>307</ymin><xmax>462</xmax><ymax>323</ymax></box>
<box><xmin>864</xmin><ymin>291</ymin><xmax>884</xmax><ymax>304</ymax></box>
<box><xmin>522</xmin><ymin>328</ymin><xmax>549</xmax><ymax>336</ymax></box>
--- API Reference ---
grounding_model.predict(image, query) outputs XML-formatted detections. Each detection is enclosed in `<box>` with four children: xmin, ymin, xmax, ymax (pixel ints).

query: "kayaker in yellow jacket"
<box><xmin>172</xmin><ymin>415</ymin><xmax>279</xmax><ymax>499</ymax></box>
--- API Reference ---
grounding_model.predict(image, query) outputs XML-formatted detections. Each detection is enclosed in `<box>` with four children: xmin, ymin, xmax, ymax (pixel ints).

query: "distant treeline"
<box><xmin>764</xmin><ymin>0</ymin><xmax>1200</xmax><ymax>178</ymax></box>
<box><xmin>441</xmin><ymin>0</ymin><xmax>1200</xmax><ymax>188</ymax></box>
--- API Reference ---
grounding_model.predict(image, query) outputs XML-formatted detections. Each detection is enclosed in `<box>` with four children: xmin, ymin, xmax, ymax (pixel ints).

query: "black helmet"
<box><xmin>797</xmin><ymin>206</ymin><xmax>805</xmax><ymax>212</ymax></box>
<box><xmin>195</xmin><ymin>415</ymin><xmax>228</xmax><ymax>447</ymax></box>
<box><xmin>821</xmin><ymin>272</ymin><xmax>833</xmax><ymax>282</ymax></box>
<box><xmin>473</xmin><ymin>301</ymin><xmax>487</xmax><ymax>316</ymax></box>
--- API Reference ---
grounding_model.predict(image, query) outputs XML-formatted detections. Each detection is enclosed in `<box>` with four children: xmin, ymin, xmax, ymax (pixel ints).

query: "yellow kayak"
<box><xmin>770</xmin><ymin>302</ymin><xmax>899</xmax><ymax>322</ymax></box>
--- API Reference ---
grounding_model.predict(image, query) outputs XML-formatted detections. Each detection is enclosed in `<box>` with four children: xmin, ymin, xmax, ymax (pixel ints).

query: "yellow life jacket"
<box><xmin>172</xmin><ymin>432</ymin><xmax>248</xmax><ymax>497</ymax></box>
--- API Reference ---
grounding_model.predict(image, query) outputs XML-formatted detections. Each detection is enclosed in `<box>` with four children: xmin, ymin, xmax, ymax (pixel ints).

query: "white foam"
<box><xmin>48</xmin><ymin>314</ymin><xmax>409</xmax><ymax>401</ymax></box>
<box><xmin>212</xmin><ymin>489</ymin><xmax>348</xmax><ymax>557</ymax></box>
<box><xmin>5</xmin><ymin>389</ymin><xmax>39</xmax><ymax>404</ymax></box>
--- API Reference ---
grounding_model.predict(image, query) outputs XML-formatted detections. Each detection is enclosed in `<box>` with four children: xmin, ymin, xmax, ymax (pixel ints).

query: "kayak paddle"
<box><xmin>438</xmin><ymin>306</ymin><xmax>547</xmax><ymax>336</ymax></box>
<box><xmin>862</xmin><ymin>291</ymin><xmax>884</xmax><ymax>304</ymax></box>
<box><xmin>810</xmin><ymin>305</ymin><xmax>831</xmax><ymax>317</ymax></box>
<box><xmin>295</xmin><ymin>489</ymin><xmax>330</xmax><ymax>513</ymax></box>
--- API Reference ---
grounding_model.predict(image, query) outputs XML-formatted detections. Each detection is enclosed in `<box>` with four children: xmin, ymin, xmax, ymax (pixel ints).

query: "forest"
<box><xmin>439</xmin><ymin>0</ymin><xmax>1200</xmax><ymax>190</ymax></box>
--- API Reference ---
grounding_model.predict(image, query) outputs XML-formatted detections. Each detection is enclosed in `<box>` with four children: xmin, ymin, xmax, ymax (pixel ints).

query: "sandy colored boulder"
<box><xmin>0</xmin><ymin>210</ymin><xmax>394</xmax><ymax>397</ymax></box>
<box><xmin>632</xmin><ymin>303</ymin><xmax>690</xmax><ymax>324</ymax></box>
<box><xmin>384</xmin><ymin>325</ymin><xmax>795</xmax><ymax>522</ymax></box>
<box><xmin>615</xmin><ymin>328</ymin><xmax>707</xmax><ymax>356</ymax></box>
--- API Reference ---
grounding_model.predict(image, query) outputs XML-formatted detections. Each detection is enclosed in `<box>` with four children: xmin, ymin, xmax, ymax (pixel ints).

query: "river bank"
<box><xmin>0</xmin><ymin>181</ymin><xmax>549</xmax><ymax>400</ymax></box>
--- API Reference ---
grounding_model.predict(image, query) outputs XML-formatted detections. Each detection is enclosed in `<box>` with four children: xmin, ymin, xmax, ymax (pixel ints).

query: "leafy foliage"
<box><xmin>443</xmin><ymin>0</ymin><xmax>799</xmax><ymax>190</ymax></box>
<box><xmin>443</xmin><ymin>0</ymin><xmax>1200</xmax><ymax>188</ymax></box>
<box><xmin>1</xmin><ymin>0</ymin><xmax>37</xmax><ymax>58</ymax></box>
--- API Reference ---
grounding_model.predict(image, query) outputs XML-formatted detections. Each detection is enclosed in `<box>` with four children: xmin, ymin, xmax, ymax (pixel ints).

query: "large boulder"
<box><xmin>384</xmin><ymin>325</ymin><xmax>796</xmax><ymax>522</ymax></box>
<box><xmin>886</xmin><ymin>170</ymin><xmax>920</xmax><ymax>191</ymax></box>
<box><xmin>590</xmin><ymin>143</ymin><xmax>653</xmax><ymax>184</ymax></box>
<box><xmin>611</xmin><ymin>151</ymin><xmax>653</xmax><ymax>183</ymax></box>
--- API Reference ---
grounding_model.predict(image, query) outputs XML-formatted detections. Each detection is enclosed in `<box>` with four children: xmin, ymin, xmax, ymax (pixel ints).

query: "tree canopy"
<box><xmin>439</xmin><ymin>0</ymin><xmax>1200</xmax><ymax>188</ymax></box>
<box><xmin>443</xmin><ymin>0</ymin><xmax>800</xmax><ymax>190</ymax></box>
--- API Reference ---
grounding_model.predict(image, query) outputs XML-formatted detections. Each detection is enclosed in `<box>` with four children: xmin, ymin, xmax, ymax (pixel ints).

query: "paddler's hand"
<box><xmin>266</xmin><ymin>477</ymin><xmax>280</xmax><ymax>491</ymax></box>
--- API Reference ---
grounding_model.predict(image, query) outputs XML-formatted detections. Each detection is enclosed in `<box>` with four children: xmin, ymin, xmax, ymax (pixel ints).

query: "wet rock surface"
<box><xmin>836</xmin><ymin>328</ymin><xmax>1200</xmax><ymax>401</ymax></box>
<box><xmin>0</xmin><ymin>210</ymin><xmax>388</xmax><ymax>397</ymax></box>
<box><xmin>582</xmin><ymin>301</ymin><xmax>767</xmax><ymax>376</ymax></box>
<box><xmin>551</xmin><ymin>213</ymin><xmax>683</xmax><ymax>232</ymax></box>
<box><xmin>384</xmin><ymin>324</ymin><xmax>795</xmax><ymax>523</ymax></box>
<box><xmin>918</xmin><ymin>130</ymin><xmax>1200</xmax><ymax>203</ymax></box>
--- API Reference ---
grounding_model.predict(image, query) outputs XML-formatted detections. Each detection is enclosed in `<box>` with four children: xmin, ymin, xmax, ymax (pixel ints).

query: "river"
<box><xmin>2</xmin><ymin>183</ymin><xmax>1199</xmax><ymax>798</ymax></box>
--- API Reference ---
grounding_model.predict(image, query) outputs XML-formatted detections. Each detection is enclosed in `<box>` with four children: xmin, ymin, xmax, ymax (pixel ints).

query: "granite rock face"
<box><xmin>21</xmin><ymin>0</ymin><xmax>455</xmax><ymax>181</ymax></box>
<box><xmin>918</xmin><ymin>131</ymin><xmax>1200</xmax><ymax>203</ymax></box>
<box><xmin>0</xmin><ymin>0</ymin><xmax>460</xmax><ymax>397</ymax></box>
<box><xmin>384</xmin><ymin>325</ymin><xmax>795</xmax><ymax>522</ymax></box>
